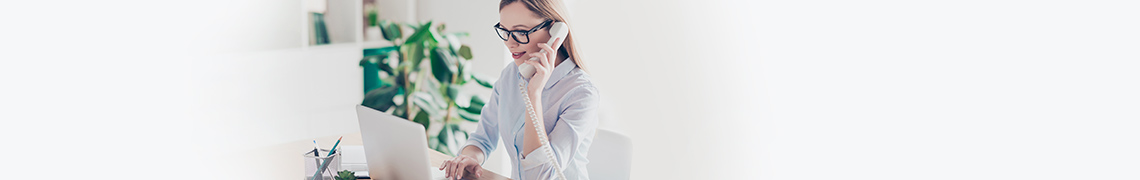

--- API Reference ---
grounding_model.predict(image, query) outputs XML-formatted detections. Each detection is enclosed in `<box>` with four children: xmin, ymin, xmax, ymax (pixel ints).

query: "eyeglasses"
<box><xmin>493</xmin><ymin>19</ymin><xmax>553</xmax><ymax>44</ymax></box>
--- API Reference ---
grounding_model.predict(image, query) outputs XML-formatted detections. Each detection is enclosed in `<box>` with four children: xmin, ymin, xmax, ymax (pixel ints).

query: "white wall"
<box><xmin>571</xmin><ymin>0</ymin><xmax>1140</xmax><ymax>179</ymax></box>
<box><xmin>187</xmin><ymin>0</ymin><xmax>305</xmax><ymax>53</ymax></box>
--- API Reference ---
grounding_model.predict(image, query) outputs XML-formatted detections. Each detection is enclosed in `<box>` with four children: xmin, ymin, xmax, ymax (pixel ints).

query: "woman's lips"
<box><xmin>512</xmin><ymin>51</ymin><xmax>526</xmax><ymax>59</ymax></box>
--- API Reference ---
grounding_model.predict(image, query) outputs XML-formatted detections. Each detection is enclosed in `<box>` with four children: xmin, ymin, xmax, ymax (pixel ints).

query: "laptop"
<box><xmin>355</xmin><ymin>105</ymin><xmax>447</xmax><ymax>180</ymax></box>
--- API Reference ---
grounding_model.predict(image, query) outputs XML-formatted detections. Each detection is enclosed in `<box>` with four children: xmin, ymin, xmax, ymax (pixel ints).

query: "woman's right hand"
<box><xmin>440</xmin><ymin>154</ymin><xmax>483</xmax><ymax>180</ymax></box>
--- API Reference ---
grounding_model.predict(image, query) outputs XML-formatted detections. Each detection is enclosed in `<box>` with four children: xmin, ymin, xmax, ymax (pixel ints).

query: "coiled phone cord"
<box><xmin>518</xmin><ymin>82</ymin><xmax>569</xmax><ymax>180</ymax></box>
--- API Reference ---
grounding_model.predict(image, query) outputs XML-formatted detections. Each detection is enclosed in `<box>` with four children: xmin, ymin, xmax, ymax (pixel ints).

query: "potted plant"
<box><xmin>359</xmin><ymin>20</ymin><xmax>495</xmax><ymax>155</ymax></box>
<box><xmin>364</xmin><ymin>7</ymin><xmax>382</xmax><ymax>41</ymax></box>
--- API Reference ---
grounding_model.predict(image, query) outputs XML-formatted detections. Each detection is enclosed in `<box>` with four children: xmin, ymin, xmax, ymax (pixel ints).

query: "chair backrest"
<box><xmin>587</xmin><ymin>129</ymin><xmax>632</xmax><ymax>180</ymax></box>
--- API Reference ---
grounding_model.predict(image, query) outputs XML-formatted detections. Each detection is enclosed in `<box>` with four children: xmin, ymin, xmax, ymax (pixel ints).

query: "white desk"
<box><xmin>262</xmin><ymin>132</ymin><xmax>510</xmax><ymax>180</ymax></box>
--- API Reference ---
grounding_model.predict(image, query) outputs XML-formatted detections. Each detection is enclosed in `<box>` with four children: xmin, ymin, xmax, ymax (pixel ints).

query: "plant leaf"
<box><xmin>427</xmin><ymin>24</ymin><xmax>444</xmax><ymax>48</ymax></box>
<box><xmin>450</xmin><ymin>123</ymin><xmax>466</xmax><ymax>152</ymax></box>
<box><xmin>438</xmin><ymin>124</ymin><xmax>451</xmax><ymax>149</ymax></box>
<box><xmin>471</xmin><ymin>74</ymin><xmax>495</xmax><ymax>88</ymax></box>
<box><xmin>375</xmin><ymin>56</ymin><xmax>394</xmax><ymax>77</ymax></box>
<box><xmin>463</xmin><ymin>95</ymin><xmax>485</xmax><ymax>114</ymax></box>
<box><xmin>446</xmin><ymin>84</ymin><xmax>461</xmax><ymax>102</ymax></box>
<box><xmin>429</xmin><ymin>47</ymin><xmax>453</xmax><ymax>84</ymax></box>
<box><xmin>428</xmin><ymin>135</ymin><xmax>439</xmax><ymax>149</ymax></box>
<box><xmin>457</xmin><ymin>58</ymin><xmax>471</xmax><ymax>85</ymax></box>
<box><xmin>392</xmin><ymin>70</ymin><xmax>407</xmax><ymax>89</ymax></box>
<box><xmin>458</xmin><ymin>45</ymin><xmax>473</xmax><ymax>59</ymax></box>
<box><xmin>457</xmin><ymin>109</ymin><xmax>480</xmax><ymax>122</ymax></box>
<box><xmin>363</xmin><ymin>46</ymin><xmax>398</xmax><ymax>57</ymax></box>
<box><xmin>412</xmin><ymin>93</ymin><xmax>443</xmax><ymax>117</ymax></box>
<box><xmin>419</xmin><ymin>78</ymin><xmax>449</xmax><ymax>106</ymax></box>
<box><xmin>420</xmin><ymin>81</ymin><xmax>450</xmax><ymax>110</ymax></box>
<box><xmin>407</xmin><ymin>43</ymin><xmax>425</xmax><ymax>71</ymax></box>
<box><xmin>361</xmin><ymin>58</ymin><xmax>382</xmax><ymax>94</ymax></box>
<box><xmin>445</xmin><ymin>34</ymin><xmax>462</xmax><ymax>53</ymax></box>
<box><xmin>392</xmin><ymin>104</ymin><xmax>407</xmax><ymax>119</ymax></box>
<box><xmin>403</xmin><ymin>21</ymin><xmax>434</xmax><ymax>46</ymax></box>
<box><xmin>412</xmin><ymin>110</ymin><xmax>430</xmax><ymax>130</ymax></box>
<box><xmin>361</xmin><ymin>86</ymin><xmax>399</xmax><ymax>111</ymax></box>
<box><xmin>380</xmin><ymin>20</ymin><xmax>402</xmax><ymax>41</ymax></box>
<box><xmin>379</xmin><ymin>75</ymin><xmax>395</xmax><ymax>87</ymax></box>
<box><xmin>358</xmin><ymin>56</ymin><xmax>375</xmax><ymax>67</ymax></box>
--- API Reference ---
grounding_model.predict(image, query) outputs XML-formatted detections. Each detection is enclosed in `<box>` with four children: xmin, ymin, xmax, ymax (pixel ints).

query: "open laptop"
<box><xmin>355</xmin><ymin>105</ymin><xmax>447</xmax><ymax>180</ymax></box>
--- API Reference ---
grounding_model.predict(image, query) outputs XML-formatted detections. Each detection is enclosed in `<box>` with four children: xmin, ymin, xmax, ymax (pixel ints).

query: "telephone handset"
<box><xmin>518</xmin><ymin>22</ymin><xmax>570</xmax><ymax>79</ymax></box>
<box><xmin>516</xmin><ymin>21</ymin><xmax>570</xmax><ymax>180</ymax></box>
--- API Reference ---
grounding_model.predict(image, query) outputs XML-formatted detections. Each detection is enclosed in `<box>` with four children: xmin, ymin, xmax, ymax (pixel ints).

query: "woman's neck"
<box><xmin>555</xmin><ymin>53</ymin><xmax>568</xmax><ymax>65</ymax></box>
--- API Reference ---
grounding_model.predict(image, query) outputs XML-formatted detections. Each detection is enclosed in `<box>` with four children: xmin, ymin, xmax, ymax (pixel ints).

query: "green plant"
<box><xmin>335</xmin><ymin>170</ymin><xmax>356</xmax><ymax>180</ymax></box>
<box><xmin>359</xmin><ymin>20</ymin><xmax>495</xmax><ymax>156</ymax></box>
<box><xmin>366</xmin><ymin>8</ymin><xmax>378</xmax><ymax>27</ymax></box>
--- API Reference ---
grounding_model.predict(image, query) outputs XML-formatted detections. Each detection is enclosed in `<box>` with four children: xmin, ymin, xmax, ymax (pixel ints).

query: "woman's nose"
<box><xmin>504</xmin><ymin>39</ymin><xmax>519</xmax><ymax>48</ymax></box>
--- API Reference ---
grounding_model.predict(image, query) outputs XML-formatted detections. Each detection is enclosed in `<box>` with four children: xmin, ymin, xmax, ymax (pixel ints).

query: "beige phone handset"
<box><xmin>518</xmin><ymin>22</ymin><xmax>570</xmax><ymax>79</ymax></box>
<box><xmin>516</xmin><ymin>21</ymin><xmax>570</xmax><ymax>180</ymax></box>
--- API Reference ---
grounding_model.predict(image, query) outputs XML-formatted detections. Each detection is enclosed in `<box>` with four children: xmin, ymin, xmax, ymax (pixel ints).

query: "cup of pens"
<box><xmin>304</xmin><ymin>148</ymin><xmax>341</xmax><ymax>180</ymax></box>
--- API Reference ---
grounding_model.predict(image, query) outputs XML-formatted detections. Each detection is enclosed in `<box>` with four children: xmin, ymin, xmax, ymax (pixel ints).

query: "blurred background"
<box><xmin>3</xmin><ymin>0</ymin><xmax>1138</xmax><ymax>179</ymax></box>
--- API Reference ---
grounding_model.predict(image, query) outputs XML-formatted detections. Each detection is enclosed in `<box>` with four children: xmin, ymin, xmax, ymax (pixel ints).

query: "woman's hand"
<box><xmin>523</xmin><ymin>37</ymin><xmax>564</xmax><ymax>95</ymax></box>
<box><xmin>440</xmin><ymin>154</ymin><xmax>483</xmax><ymax>180</ymax></box>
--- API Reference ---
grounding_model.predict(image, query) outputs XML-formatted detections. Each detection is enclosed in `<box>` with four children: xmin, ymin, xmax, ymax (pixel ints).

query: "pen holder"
<box><xmin>304</xmin><ymin>148</ymin><xmax>341</xmax><ymax>180</ymax></box>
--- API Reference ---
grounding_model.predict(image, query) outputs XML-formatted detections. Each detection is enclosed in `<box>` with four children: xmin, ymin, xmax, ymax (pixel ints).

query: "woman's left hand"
<box><xmin>524</xmin><ymin>37</ymin><xmax>564</xmax><ymax>95</ymax></box>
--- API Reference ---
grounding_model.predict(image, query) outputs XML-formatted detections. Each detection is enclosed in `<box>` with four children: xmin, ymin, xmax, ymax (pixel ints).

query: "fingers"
<box><xmin>449</xmin><ymin>157</ymin><xmax>458</xmax><ymax>178</ymax></box>
<box><xmin>440</xmin><ymin>159</ymin><xmax>448</xmax><ymax>170</ymax></box>
<box><xmin>444</xmin><ymin>159</ymin><xmax>454</xmax><ymax>179</ymax></box>
<box><xmin>453</xmin><ymin>159</ymin><xmax>464</xmax><ymax>180</ymax></box>
<box><xmin>457</xmin><ymin>162</ymin><xmax>467</xmax><ymax>180</ymax></box>
<box><xmin>451</xmin><ymin>158</ymin><xmax>462</xmax><ymax>180</ymax></box>
<box><xmin>441</xmin><ymin>156</ymin><xmax>486</xmax><ymax>180</ymax></box>
<box><xmin>467</xmin><ymin>163</ymin><xmax>483</xmax><ymax>178</ymax></box>
<box><xmin>551</xmin><ymin>37</ymin><xmax>565</xmax><ymax>53</ymax></box>
<box><xmin>538</xmin><ymin>41</ymin><xmax>556</xmax><ymax>56</ymax></box>
<box><xmin>529</xmin><ymin>52</ymin><xmax>549</xmax><ymax>68</ymax></box>
<box><xmin>523</xmin><ymin>60</ymin><xmax>547</xmax><ymax>75</ymax></box>
<box><xmin>441</xmin><ymin>159</ymin><xmax>451</xmax><ymax>178</ymax></box>
<box><xmin>455</xmin><ymin>156</ymin><xmax>466</xmax><ymax>179</ymax></box>
<box><xmin>538</xmin><ymin>40</ymin><xmax>559</xmax><ymax>65</ymax></box>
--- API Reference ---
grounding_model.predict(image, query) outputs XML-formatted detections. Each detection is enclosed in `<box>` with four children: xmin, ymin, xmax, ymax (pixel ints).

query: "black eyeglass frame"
<box><xmin>493</xmin><ymin>19</ymin><xmax>554</xmax><ymax>44</ymax></box>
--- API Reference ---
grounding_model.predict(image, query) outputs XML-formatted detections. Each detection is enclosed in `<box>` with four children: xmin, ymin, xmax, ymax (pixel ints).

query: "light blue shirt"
<box><xmin>464</xmin><ymin>58</ymin><xmax>600</xmax><ymax>180</ymax></box>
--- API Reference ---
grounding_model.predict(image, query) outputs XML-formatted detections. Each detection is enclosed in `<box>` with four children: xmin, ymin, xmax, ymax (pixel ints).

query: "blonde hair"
<box><xmin>500</xmin><ymin>0</ymin><xmax>588</xmax><ymax>72</ymax></box>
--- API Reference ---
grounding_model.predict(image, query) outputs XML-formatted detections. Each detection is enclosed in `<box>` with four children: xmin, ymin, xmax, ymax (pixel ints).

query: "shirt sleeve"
<box><xmin>463</xmin><ymin>80</ymin><xmax>502</xmax><ymax>165</ymax></box>
<box><xmin>518</xmin><ymin>85</ymin><xmax>600</xmax><ymax>180</ymax></box>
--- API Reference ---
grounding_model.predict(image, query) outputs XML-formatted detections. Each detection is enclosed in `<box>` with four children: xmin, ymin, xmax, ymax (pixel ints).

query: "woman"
<box><xmin>439</xmin><ymin>0</ymin><xmax>599</xmax><ymax>179</ymax></box>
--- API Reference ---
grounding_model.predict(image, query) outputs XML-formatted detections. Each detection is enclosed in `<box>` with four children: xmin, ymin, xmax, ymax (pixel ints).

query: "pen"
<box><xmin>311</xmin><ymin>136</ymin><xmax>343</xmax><ymax>180</ymax></box>
<box><xmin>312</xmin><ymin>140</ymin><xmax>322</xmax><ymax>157</ymax></box>
<box><xmin>312</xmin><ymin>154</ymin><xmax>335</xmax><ymax>180</ymax></box>
<box><xmin>327</xmin><ymin>136</ymin><xmax>343</xmax><ymax>157</ymax></box>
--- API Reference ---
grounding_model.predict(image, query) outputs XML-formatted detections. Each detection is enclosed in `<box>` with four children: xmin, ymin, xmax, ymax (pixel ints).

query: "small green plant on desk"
<box><xmin>335</xmin><ymin>170</ymin><xmax>356</xmax><ymax>180</ymax></box>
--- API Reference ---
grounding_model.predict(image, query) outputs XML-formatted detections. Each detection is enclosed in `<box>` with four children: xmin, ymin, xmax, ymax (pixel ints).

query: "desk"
<box><xmin>280</xmin><ymin>132</ymin><xmax>511</xmax><ymax>180</ymax></box>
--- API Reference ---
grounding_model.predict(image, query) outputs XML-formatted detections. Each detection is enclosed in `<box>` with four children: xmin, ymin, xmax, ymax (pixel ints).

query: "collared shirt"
<box><xmin>464</xmin><ymin>58</ymin><xmax>600</xmax><ymax>180</ymax></box>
